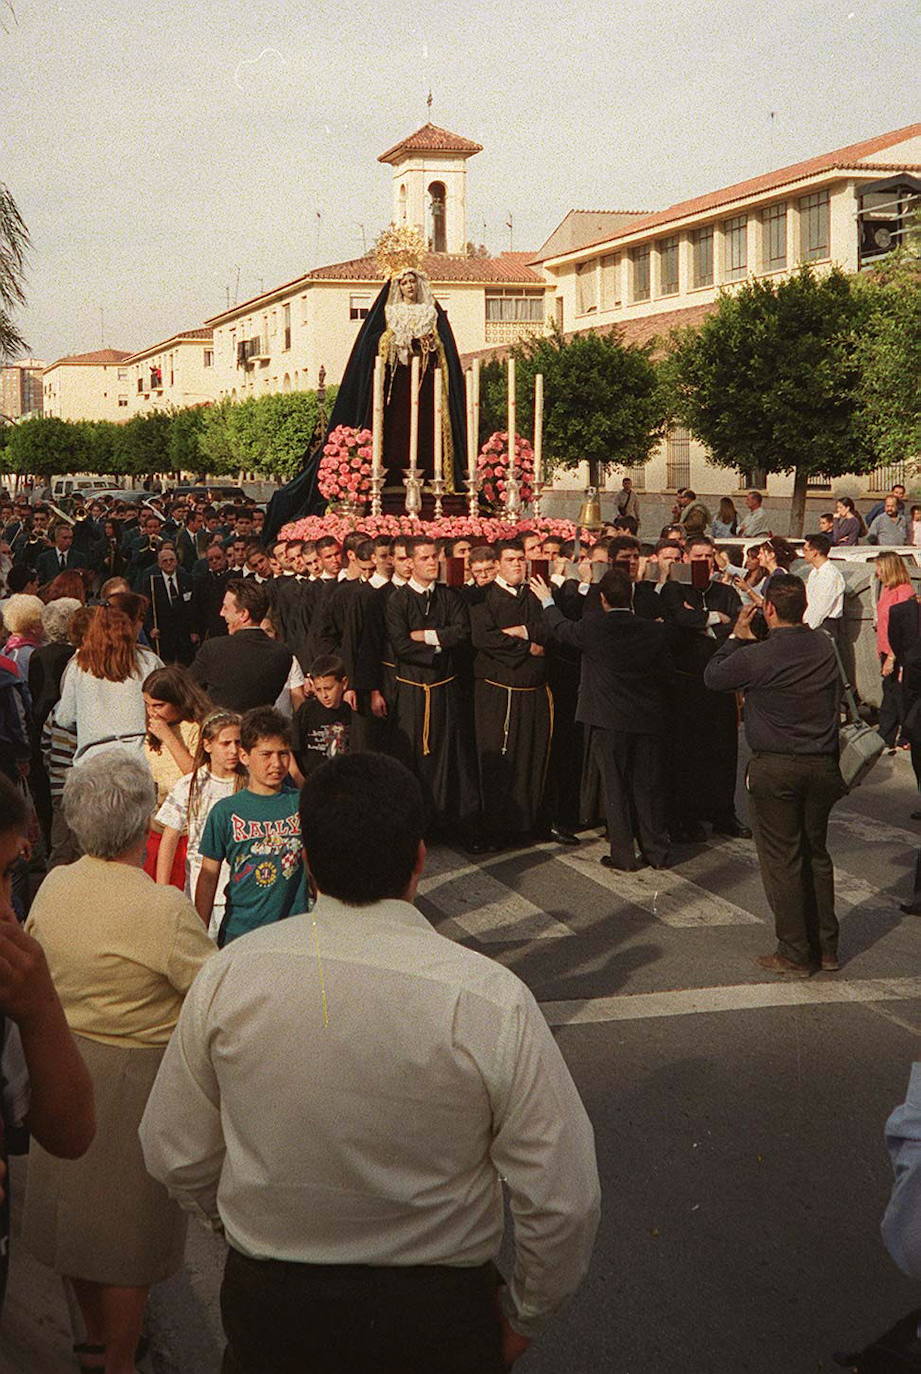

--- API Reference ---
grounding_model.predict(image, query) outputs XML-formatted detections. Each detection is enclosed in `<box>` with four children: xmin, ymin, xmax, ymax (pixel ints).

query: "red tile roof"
<box><xmin>378</xmin><ymin>123</ymin><xmax>483</xmax><ymax>164</ymax></box>
<box><xmin>305</xmin><ymin>251</ymin><xmax>545</xmax><ymax>284</ymax></box>
<box><xmin>45</xmin><ymin>348</ymin><xmax>133</xmax><ymax>370</ymax></box>
<box><xmin>536</xmin><ymin>124</ymin><xmax>921</xmax><ymax>263</ymax></box>
<box><xmin>123</xmin><ymin>327</ymin><xmax>214</xmax><ymax>364</ymax></box>
<box><xmin>459</xmin><ymin>302</ymin><xmax>717</xmax><ymax>368</ymax></box>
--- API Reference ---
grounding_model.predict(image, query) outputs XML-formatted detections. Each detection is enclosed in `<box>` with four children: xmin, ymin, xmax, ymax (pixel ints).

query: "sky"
<box><xmin>4</xmin><ymin>0</ymin><xmax>919</xmax><ymax>363</ymax></box>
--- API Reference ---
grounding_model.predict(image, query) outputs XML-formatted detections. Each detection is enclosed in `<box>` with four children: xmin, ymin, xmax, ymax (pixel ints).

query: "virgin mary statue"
<box><xmin>264</xmin><ymin>228</ymin><xmax>469</xmax><ymax>533</ymax></box>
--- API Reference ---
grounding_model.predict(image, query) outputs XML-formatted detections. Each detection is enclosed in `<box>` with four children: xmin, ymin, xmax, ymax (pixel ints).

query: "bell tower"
<box><xmin>378</xmin><ymin>123</ymin><xmax>483</xmax><ymax>255</ymax></box>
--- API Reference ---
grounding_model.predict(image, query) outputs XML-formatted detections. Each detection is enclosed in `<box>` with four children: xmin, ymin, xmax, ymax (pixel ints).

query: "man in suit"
<box><xmin>14</xmin><ymin>507</ymin><xmax>51</xmax><ymax>568</ymax></box>
<box><xmin>175</xmin><ymin>510</ymin><xmax>206</xmax><ymax>573</ymax></box>
<box><xmin>191</xmin><ymin>542</ymin><xmax>232</xmax><ymax>641</ymax></box>
<box><xmin>35</xmin><ymin>523</ymin><xmax>84</xmax><ymax>583</ymax></box>
<box><xmin>534</xmin><ymin>566</ymin><xmax>674</xmax><ymax>872</ymax></box>
<box><xmin>188</xmin><ymin>579</ymin><xmax>293</xmax><ymax>712</ymax></box>
<box><xmin>144</xmin><ymin>545</ymin><xmax>197</xmax><ymax>665</ymax></box>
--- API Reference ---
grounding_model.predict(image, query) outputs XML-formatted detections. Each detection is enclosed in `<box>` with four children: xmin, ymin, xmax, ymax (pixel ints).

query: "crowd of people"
<box><xmin>3</xmin><ymin>477</ymin><xmax>921</xmax><ymax>1369</ymax></box>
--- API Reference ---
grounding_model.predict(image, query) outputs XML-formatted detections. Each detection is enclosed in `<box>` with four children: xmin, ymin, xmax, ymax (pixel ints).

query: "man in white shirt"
<box><xmin>140</xmin><ymin>751</ymin><xmax>600</xmax><ymax>1374</ymax></box>
<box><xmin>737</xmin><ymin>490</ymin><xmax>771</xmax><ymax>538</ymax></box>
<box><xmin>802</xmin><ymin>532</ymin><xmax>846</xmax><ymax>637</ymax></box>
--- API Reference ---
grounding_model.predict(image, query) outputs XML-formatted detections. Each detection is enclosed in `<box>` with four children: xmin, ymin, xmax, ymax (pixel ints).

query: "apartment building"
<box><xmin>0</xmin><ymin>358</ymin><xmax>45</xmax><ymax>420</ymax></box>
<box><xmin>42</xmin><ymin>349</ymin><xmax>134</xmax><ymax>422</ymax></box>
<box><xmin>122</xmin><ymin>327</ymin><xmax>214</xmax><ymax>415</ymax></box>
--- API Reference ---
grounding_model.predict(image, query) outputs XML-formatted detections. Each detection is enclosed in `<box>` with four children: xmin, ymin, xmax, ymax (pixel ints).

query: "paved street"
<box><xmin>8</xmin><ymin>750</ymin><xmax>921</xmax><ymax>1374</ymax></box>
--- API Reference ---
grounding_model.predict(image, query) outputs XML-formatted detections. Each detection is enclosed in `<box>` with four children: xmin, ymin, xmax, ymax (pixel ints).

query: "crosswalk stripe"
<box><xmin>831</xmin><ymin>807</ymin><xmax>920</xmax><ymax>850</ymax></box>
<box><xmin>551</xmin><ymin>837</ymin><xmax>762</xmax><ymax>927</ymax></box>
<box><xmin>418</xmin><ymin>848</ymin><xmax>572</xmax><ymax>942</ymax></box>
<box><xmin>709</xmin><ymin>835</ymin><xmax>891</xmax><ymax>914</ymax></box>
<box><xmin>541</xmin><ymin>975</ymin><xmax>921</xmax><ymax>1027</ymax></box>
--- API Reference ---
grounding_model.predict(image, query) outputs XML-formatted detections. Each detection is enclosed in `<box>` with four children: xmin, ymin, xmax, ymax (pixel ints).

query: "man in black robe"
<box><xmin>471</xmin><ymin>541</ymin><xmax>552</xmax><ymax>849</ymax></box>
<box><xmin>658</xmin><ymin>534</ymin><xmax>751</xmax><ymax>841</ymax></box>
<box><xmin>385</xmin><ymin>537</ymin><xmax>479</xmax><ymax>843</ymax></box>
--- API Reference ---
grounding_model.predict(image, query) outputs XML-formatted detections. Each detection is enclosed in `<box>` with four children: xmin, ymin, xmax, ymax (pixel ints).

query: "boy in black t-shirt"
<box><xmin>293</xmin><ymin>655</ymin><xmax>352</xmax><ymax>780</ymax></box>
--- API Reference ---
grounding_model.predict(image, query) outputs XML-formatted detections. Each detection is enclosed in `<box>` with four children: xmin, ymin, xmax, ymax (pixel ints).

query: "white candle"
<box><xmin>534</xmin><ymin>373</ymin><xmax>544</xmax><ymax>484</ymax></box>
<box><xmin>409</xmin><ymin>354</ymin><xmax>420</xmax><ymax>470</ymax></box>
<box><xmin>507</xmin><ymin>356</ymin><xmax>517</xmax><ymax>478</ymax></box>
<box><xmin>433</xmin><ymin>367</ymin><xmax>443</xmax><ymax>481</ymax></box>
<box><xmin>472</xmin><ymin>357</ymin><xmax>480</xmax><ymax>476</ymax></box>
<box><xmin>371</xmin><ymin>357</ymin><xmax>384</xmax><ymax>479</ymax></box>
<box><xmin>466</xmin><ymin>369</ymin><xmax>475</xmax><ymax>485</ymax></box>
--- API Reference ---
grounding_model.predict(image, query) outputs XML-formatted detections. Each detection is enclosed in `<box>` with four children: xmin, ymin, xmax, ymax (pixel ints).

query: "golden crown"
<box><xmin>372</xmin><ymin>223</ymin><xmax>427</xmax><ymax>279</ymax></box>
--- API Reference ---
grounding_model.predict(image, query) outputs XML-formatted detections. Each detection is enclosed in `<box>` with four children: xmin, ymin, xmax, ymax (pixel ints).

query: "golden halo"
<box><xmin>372</xmin><ymin>223</ymin><xmax>427</xmax><ymax>279</ymax></box>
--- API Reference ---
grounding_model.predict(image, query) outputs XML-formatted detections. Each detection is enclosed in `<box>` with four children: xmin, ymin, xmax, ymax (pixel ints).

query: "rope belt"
<box><xmin>483</xmin><ymin>680</ymin><xmax>555</xmax><ymax>759</ymax></box>
<box><xmin>395</xmin><ymin>675</ymin><xmax>456</xmax><ymax>756</ymax></box>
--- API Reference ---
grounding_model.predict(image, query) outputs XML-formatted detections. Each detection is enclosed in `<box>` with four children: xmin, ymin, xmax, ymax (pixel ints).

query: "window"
<box><xmin>666</xmin><ymin>426</ymin><xmax>691</xmax><ymax>489</ymax></box>
<box><xmin>137</xmin><ymin>378</ymin><xmax>143</xmax><ymax>393</ymax></box>
<box><xmin>632</xmin><ymin>244</ymin><xmax>650</xmax><ymax>301</ymax></box>
<box><xmin>799</xmin><ymin>190</ymin><xmax>829</xmax><ymax>261</ymax></box>
<box><xmin>761</xmin><ymin>202</ymin><xmax>787</xmax><ymax>271</ymax></box>
<box><xmin>658</xmin><ymin>237</ymin><xmax>679</xmax><ymax>295</ymax></box>
<box><xmin>692</xmin><ymin>226</ymin><xmax>713</xmax><ymax>287</ymax></box>
<box><xmin>283</xmin><ymin>303</ymin><xmax>291</xmax><ymax>351</ymax></box>
<box><xmin>118</xmin><ymin>396</ymin><xmax>128</xmax><ymax>407</ymax></box>
<box><xmin>203</xmin><ymin>349</ymin><xmax>214</xmax><ymax>368</ymax></box>
<box><xmin>349</xmin><ymin>295</ymin><xmax>371</xmax><ymax>320</ymax></box>
<box><xmin>117</xmin><ymin>368</ymin><xmax>128</xmax><ymax>382</ymax></box>
<box><xmin>237</xmin><ymin>337</ymin><xmax>262</xmax><ymax>365</ymax></box>
<box><xmin>485</xmin><ymin>290</ymin><xmax>545</xmax><ymax>321</ymax></box>
<box><xmin>601</xmin><ymin>253</ymin><xmax>621</xmax><ymax>308</ymax></box>
<box><xmin>576</xmin><ymin>260</ymin><xmax>598</xmax><ymax>314</ymax></box>
<box><xmin>724</xmin><ymin>216</ymin><xmax>747</xmax><ymax>280</ymax></box>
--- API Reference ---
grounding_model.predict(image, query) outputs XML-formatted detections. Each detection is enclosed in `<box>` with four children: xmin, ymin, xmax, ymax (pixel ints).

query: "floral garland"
<box><xmin>279</xmin><ymin>512</ymin><xmax>589</xmax><ymax>544</ymax></box>
<box><xmin>317</xmin><ymin>425</ymin><xmax>374</xmax><ymax>504</ymax></box>
<box><xmin>476</xmin><ymin>432</ymin><xmax>535</xmax><ymax>510</ymax></box>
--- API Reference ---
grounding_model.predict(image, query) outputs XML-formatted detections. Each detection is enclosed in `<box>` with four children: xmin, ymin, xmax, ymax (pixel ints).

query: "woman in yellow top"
<box><xmin>23</xmin><ymin>749</ymin><xmax>214</xmax><ymax>1374</ymax></box>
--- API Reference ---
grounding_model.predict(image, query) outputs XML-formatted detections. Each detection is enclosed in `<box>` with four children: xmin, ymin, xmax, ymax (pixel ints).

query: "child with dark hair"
<box><xmin>292</xmin><ymin>656</ymin><xmax>351</xmax><ymax>781</ymax></box>
<box><xmin>195</xmin><ymin>707</ymin><xmax>308</xmax><ymax>946</ymax></box>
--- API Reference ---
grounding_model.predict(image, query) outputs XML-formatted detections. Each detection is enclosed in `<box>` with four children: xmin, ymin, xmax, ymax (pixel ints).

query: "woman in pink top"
<box><xmin>877</xmin><ymin>551</ymin><xmax>916</xmax><ymax>747</ymax></box>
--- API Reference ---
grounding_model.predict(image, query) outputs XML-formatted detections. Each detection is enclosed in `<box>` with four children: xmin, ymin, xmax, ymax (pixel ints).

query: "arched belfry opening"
<box><xmin>428</xmin><ymin>181</ymin><xmax>446</xmax><ymax>252</ymax></box>
<box><xmin>398</xmin><ymin>183</ymin><xmax>407</xmax><ymax>223</ymax></box>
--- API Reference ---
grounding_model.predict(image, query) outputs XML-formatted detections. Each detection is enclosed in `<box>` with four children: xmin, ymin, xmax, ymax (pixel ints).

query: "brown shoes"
<box><xmin>755</xmin><ymin>953</ymin><xmax>813</xmax><ymax>978</ymax></box>
<box><xmin>820</xmin><ymin>956</ymin><xmax>840</xmax><ymax>972</ymax></box>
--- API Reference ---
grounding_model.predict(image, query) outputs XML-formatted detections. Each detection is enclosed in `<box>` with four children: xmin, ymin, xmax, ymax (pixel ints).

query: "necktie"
<box><xmin>59</xmin><ymin>553</ymin><xmax>65</xmax><ymax>570</ymax></box>
<box><xmin>422</xmin><ymin>588</ymin><xmax>432</xmax><ymax>617</ymax></box>
<box><xmin>167</xmin><ymin>576</ymin><xmax>176</xmax><ymax>605</ymax></box>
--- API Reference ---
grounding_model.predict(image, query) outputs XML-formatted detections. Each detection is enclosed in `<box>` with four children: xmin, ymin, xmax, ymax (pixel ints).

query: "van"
<box><xmin>50</xmin><ymin>476</ymin><xmax>117</xmax><ymax>502</ymax></box>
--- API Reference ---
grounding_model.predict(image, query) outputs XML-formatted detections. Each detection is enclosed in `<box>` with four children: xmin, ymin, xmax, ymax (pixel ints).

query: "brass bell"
<box><xmin>576</xmin><ymin>486</ymin><xmax>603</xmax><ymax>531</ymax></box>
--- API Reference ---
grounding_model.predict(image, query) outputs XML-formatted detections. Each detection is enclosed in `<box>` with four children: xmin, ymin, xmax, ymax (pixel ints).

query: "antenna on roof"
<box><xmin>505</xmin><ymin>212</ymin><xmax>513</xmax><ymax>252</ymax></box>
<box><xmin>233</xmin><ymin>265</ymin><xmax>241</xmax><ymax>306</ymax></box>
<box><xmin>315</xmin><ymin>209</ymin><xmax>322</xmax><ymax>265</ymax></box>
<box><xmin>99</xmin><ymin>306</ymin><xmax>105</xmax><ymax>348</ymax></box>
<box><xmin>427</xmin><ymin>88</ymin><xmax>433</xmax><ymax>117</ymax></box>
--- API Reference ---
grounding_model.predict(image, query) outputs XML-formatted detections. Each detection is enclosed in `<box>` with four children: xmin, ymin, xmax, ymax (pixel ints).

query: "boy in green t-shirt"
<box><xmin>196</xmin><ymin>707</ymin><xmax>309</xmax><ymax>946</ymax></box>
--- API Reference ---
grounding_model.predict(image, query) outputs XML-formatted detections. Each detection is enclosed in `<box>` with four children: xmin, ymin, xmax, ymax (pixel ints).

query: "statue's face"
<box><xmin>399</xmin><ymin>273</ymin><xmax>417</xmax><ymax>303</ymax></box>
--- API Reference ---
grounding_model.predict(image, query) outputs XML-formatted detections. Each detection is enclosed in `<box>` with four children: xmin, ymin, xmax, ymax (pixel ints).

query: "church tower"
<box><xmin>378</xmin><ymin>123</ymin><xmax>483</xmax><ymax>255</ymax></box>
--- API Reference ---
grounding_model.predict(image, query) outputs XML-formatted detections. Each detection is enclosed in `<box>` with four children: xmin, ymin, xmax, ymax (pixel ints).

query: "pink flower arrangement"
<box><xmin>279</xmin><ymin>512</ymin><xmax>598</xmax><ymax>545</ymax></box>
<box><xmin>476</xmin><ymin>432</ymin><xmax>535</xmax><ymax>510</ymax></box>
<box><xmin>316</xmin><ymin>425</ymin><xmax>374</xmax><ymax>506</ymax></box>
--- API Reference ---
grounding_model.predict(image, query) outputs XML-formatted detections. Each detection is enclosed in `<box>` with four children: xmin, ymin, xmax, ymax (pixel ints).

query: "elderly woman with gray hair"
<box><xmin>22</xmin><ymin>750</ymin><xmax>213</xmax><ymax>1374</ymax></box>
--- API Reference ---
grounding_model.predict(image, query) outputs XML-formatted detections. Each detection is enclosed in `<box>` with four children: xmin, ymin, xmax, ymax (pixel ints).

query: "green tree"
<box><xmin>74</xmin><ymin>420</ymin><xmax>119</xmax><ymax>476</ymax></box>
<box><xmin>112</xmin><ymin>411</ymin><xmax>173</xmax><ymax>478</ymax></box>
<box><xmin>479</xmin><ymin>329</ymin><xmax>665</xmax><ymax>485</ymax></box>
<box><xmin>663</xmin><ymin>266</ymin><xmax>875</xmax><ymax>535</ymax></box>
<box><xmin>853</xmin><ymin>237</ymin><xmax>921</xmax><ymax>468</ymax></box>
<box><xmin>0</xmin><ymin>182</ymin><xmax>29</xmax><ymax>362</ymax></box>
<box><xmin>5</xmin><ymin>415</ymin><xmax>88</xmax><ymax>479</ymax></box>
<box><xmin>199</xmin><ymin>389</ymin><xmax>334</xmax><ymax>481</ymax></box>
<box><xmin>167</xmin><ymin>404</ymin><xmax>207</xmax><ymax>475</ymax></box>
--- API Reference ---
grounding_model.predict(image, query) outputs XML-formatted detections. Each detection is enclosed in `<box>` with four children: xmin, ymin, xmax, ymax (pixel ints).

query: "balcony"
<box><xmin>237</xmin><ymin>338</ymin><xmax>269</xmax><ymax>368</ymax></box>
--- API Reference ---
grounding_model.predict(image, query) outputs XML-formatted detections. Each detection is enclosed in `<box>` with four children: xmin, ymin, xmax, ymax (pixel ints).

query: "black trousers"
<box><xmin>220</xmin><ymin>1248</ymin><xmax>506</xmax><ymax>1374</ymax></box>
<box><xmin>746</xmin><ymin>752</ymin><xmax>846</xmax><ymax>966</ymax></box>
<box><xmin>878</xmin><ymin>664</ymin><xmax>903</xmax><ymax>747</ymax></box>
<box><xmin>596</xmin><ymin>727</ymin><xmax>668</xmax><ymax>869</ymax></box>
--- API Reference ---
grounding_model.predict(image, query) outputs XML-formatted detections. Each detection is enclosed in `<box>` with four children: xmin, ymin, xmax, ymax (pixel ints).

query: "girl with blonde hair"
<box><xmin>877</xmin><ymin>552</ymin><xmax>915</xmax><ymax>748</ymax></box>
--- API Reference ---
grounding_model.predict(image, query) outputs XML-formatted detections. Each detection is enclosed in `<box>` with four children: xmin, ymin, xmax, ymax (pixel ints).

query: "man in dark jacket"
<box><xmin>533</xmin><ymin>566</ymin><xmax>674</xmax><ymax>872</ymax></box>
<box><xmin>188</xmin><ymin>580</ymin><xmax>292</xmax><ymax>711</ymax></box>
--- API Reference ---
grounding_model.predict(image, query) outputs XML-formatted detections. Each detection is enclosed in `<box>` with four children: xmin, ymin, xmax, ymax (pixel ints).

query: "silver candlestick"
<box><xmin>429</xmin><ymin>475</ymin><xmax>445</xmax><ymax>523</ymax></box>
<box><xmin>369</xmin><ymin>472</ymin><xmax>385</xmax><ymax>519</ymax></box>
<box><xmin>403</xmin><ymin>467</ymin><xmax>423</xmax><ymax>519</ymax></box>
<box><xmin>504</xmin><ymin>467</ymin><xmax>522</xmax><ymax>521</ymax></box>
<box><xmin>531</xmin><ymin>477</ymin><xmax>546</xmax><ymax>521</ymax></box>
